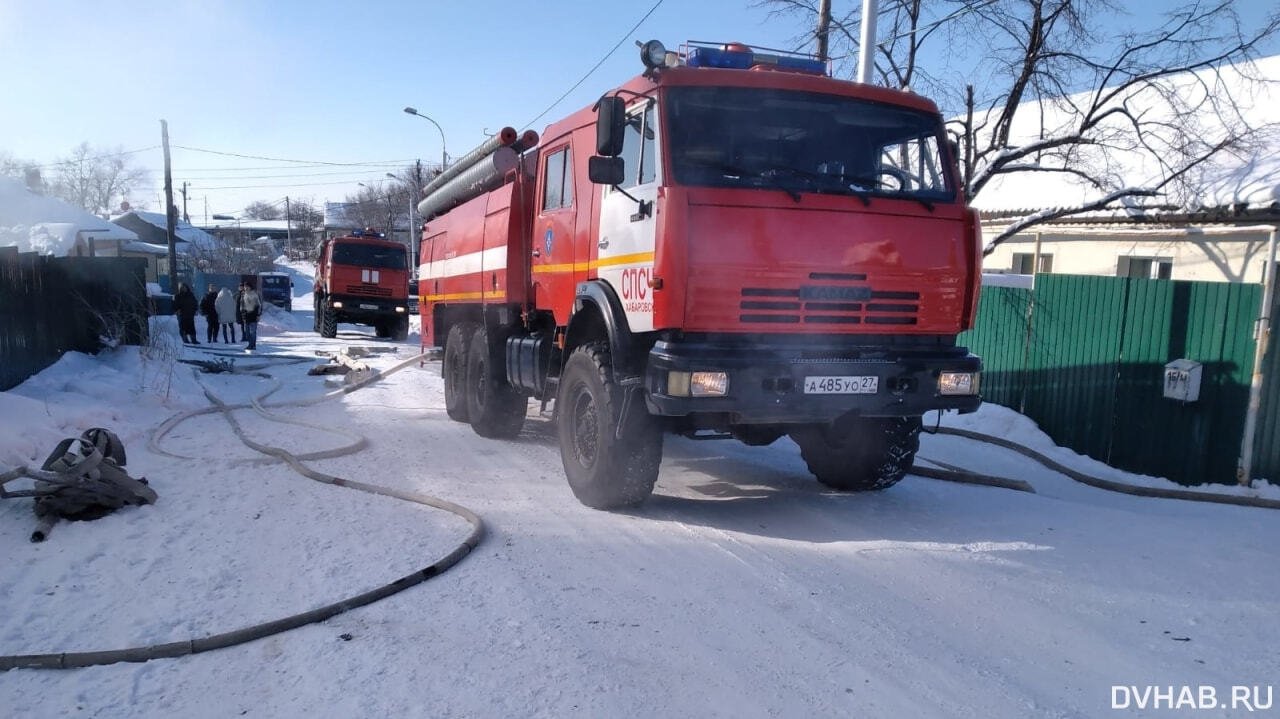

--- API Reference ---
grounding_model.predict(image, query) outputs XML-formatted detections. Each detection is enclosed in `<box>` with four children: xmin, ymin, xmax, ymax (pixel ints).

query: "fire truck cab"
<box><xmin>314</xmin><ymin>229</ymin><xmax>410</xmax><ymax>341</ymax></box>
<box><xmin>421</xmin><ymin>41</ymin><xmax>982</xmax><ymax>509</ymax></box>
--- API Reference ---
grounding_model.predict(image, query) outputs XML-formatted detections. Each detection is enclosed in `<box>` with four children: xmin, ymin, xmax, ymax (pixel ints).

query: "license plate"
<box><xmin>360</xmin><ymin>303</ymin><xmax>378</xmax><ymax>310</ymax></box>
<box><xmin>803</xmin><ymin>375</ymin><xmax>879</xmax><ymax>394</ymax></box>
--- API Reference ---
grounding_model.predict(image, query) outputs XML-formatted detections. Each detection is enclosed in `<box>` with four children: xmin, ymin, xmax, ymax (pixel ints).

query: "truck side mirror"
<box><xmin>588</xmin><ymin>156</ymin><xmax>625</xmax><ymax>186</ymax></box>
<box><xmin>595</xmin><ymin>96</ymin><xmax>626</xmax><ymax>157</ymax></box>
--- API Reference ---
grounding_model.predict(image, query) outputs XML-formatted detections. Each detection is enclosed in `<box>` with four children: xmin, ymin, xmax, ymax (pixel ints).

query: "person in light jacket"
<box><xmin>199</xmin><ymin>284</ymin><xmax>219</xmax><ymax>343</ymax></box>
<box><xmin>239</xmin><ymin>282</ymin><xmax>262</xmax><ymax>350</ymax></box>
<box><xmin>215</xmin><ymin>287</ymin><xmax>237</xmax><ymax>343</ymax></box>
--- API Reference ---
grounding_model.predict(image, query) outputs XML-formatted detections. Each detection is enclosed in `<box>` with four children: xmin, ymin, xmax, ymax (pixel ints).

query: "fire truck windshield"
<box><xmin>332</xmin><ymin>242</ymin><xmax>407</xmax><ymax>270</ymax></box>
<box><xmin>666</xmin><ymin>87</ymin><xmax>955</xmax><ymax>203</ymax></box>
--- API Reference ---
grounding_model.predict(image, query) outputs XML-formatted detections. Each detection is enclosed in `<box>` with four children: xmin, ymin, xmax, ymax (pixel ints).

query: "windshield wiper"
<box><xmin>769</xmin><ymin>167</ymin><xmax>872</xmax><ymax>207</ymax></box>
<box><xmin>687</xmin><ymin>159</ymin><xmax>802</xmax><ymax>203</ymax></box>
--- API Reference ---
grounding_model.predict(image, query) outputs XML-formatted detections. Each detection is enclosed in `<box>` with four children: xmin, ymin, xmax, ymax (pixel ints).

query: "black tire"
<box><xmin>392</xmin><ymin>316</ymin><xmax>409</xmax><ymax>341</ymax></box>
<box><xmin>442</xmin><ymin>322</ymin><xmax>474</xmax><ymax>423</ymax></box>
<box><xmin>789</xmin><ymin>417</ymin><xmax>921</xmax><ymax>491</ymax></box>
<box><xmin>320</xmin><ymin>304</ymin><xmax>337</xmax><ymax>338</ymax></box>
<box><xmin>312</xmin><ymin>296</ymin><xmax>322</xmax><ymax>333</ymax></box>
<box><xmin>556</xmin><ymin>342</ymin><xmax>662</xmax><ymax>509</ymax></box>
<box><xmin>374</xmin><ymin>320</ymin><xmax>390</xmax><ymax>338</ymax></box>
<box><xmin>465</xmin><ymin>326</ymin><xmax>527</xmax><ymax>439</ymax></box>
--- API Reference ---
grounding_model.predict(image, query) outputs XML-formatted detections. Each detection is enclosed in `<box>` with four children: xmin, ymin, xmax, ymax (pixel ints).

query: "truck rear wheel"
<box><xmin>556</xmin><ymin>342</ymin><xmax>662</xmax><ymax>510</ymax></box>
<box><xmin>789</xmin><ymin>417</ymin><xmax>921</xmax><ymax>491</ymax></box>
<box><xmin>312</xmin><ymin>297</ymin><xmax>321</xmax><ymax>333</ymax></box>
<box><xmin>465</xmin><ymin>326</ymin><xmax>527</xmax><ymax>439</ymax></box>
<box><xmin>442</xmin><ymin>323</ymin><xmax>474</xmax><ymax>423</ymax></box>
<box><xmin>320</xmin><ymin>305</ymin><xmax>337</xmax><ymax>338</ymax></box>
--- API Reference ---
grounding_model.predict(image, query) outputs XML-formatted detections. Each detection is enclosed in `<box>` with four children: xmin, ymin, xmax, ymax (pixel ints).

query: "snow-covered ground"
<box><xmin>1</xmin><ymin>264</ymin><xmax>1277</xmax><ymax>718</ymax></box>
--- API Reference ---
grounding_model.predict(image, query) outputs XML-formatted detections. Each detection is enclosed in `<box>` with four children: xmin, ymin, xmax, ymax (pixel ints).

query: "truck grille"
<box><xmin>345</xmin><ymin>284</ymin><xmax>392</xmax><ymax>297</ymax></box>
<box><xmin>739</xmin><ymin>273</ymin><xmax>919</xmax><ymax>326</ymax></box>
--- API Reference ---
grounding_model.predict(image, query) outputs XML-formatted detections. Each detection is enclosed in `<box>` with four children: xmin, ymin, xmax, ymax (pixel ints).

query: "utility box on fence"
<box><xmin>1163</xmin><ymin>359</ymin><xmax>1203</xmax><ymax>402</ymax></box>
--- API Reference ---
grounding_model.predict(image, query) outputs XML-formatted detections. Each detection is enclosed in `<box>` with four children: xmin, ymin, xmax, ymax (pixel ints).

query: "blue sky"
<box><xmin>1</xmin><ymin>0</ymin><xmax>1275</xmax><ymax>219</ymax></box>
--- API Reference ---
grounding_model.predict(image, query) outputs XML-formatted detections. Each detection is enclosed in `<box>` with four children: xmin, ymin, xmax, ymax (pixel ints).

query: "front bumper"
<box><xmin>328</xmin><ymin>294</ymin><xmax>407</xmax><ymax>321</ymax></box>
<box><xmin>644</xmin><ymin>334</ymin><xmax>981</xmax><ymax>423</ymax></box>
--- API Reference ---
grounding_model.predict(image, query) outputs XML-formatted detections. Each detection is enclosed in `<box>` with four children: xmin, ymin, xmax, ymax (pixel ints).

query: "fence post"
<box><xmin>1237</xmin><ymin>226</ymin><xmax>1279</xmax><ymax>486</ymax></box>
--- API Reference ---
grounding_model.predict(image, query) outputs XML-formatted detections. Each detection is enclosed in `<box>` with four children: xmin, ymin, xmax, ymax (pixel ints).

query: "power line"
<box><xmin>173</xmin><ymin>144</ymin><xmax>418</xmax><ymax>167</ymax></box>
<box><xmin>178</xmin><ymin>168</ymin><xmax>402</xmax><ymax>181</ymax></box>
<box><xmin>191</xmin><ymin>178</ymin><xmax>378</xmax><ymax>190</ymax></box>
<box><xmin>522</xmin><ymin>0</ymin><xmax>666</xmax><ymax>130</ymax></box>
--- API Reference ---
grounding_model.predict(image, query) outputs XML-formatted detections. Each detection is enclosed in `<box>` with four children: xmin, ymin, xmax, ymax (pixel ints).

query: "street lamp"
<box><xmin>403</xmin><ymin>107</ymin><xmax>448</xmax><ymax>172</ymax></box>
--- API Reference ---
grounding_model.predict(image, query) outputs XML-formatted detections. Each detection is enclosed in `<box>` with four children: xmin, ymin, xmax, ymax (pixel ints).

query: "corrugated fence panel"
<box><xmin>1251</xmin><ymin>290</ymin><xmax>1280</xmax><ymax>483</ymax></box>
<box><xmin>1023</xmin><ymin>275</ymin><xmax>1125</xmax><ymax>459</ymax></box>
<box><xmin>963</xmin><ymin>273</ymin><xmax>1262</xmax><ymax>486</ymax></box>
<box><xmin>0</xmin><ymin>253</ymin><xmax>148</xmax><ymax>391</ymax></box>
<box><xmin>958</xmin><ymin>285</ymin><xmax>1030</xmax><ymax>409</ymax></box>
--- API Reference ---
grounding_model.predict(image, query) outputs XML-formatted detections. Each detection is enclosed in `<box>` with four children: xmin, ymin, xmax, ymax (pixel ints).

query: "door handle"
<box><xmin>598</xmin><ymin>239</ymin><xmax>610</xmax><ymax>249</ymax></box>
<box><xmin>531</xmin><ymin>249</ymin><xmax>541</xmax><ymax>257</ymax></box>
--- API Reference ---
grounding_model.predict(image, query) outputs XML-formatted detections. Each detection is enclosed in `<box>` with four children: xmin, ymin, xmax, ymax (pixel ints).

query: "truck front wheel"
<box><xmin>320</xmin><ymin>304</ymin><xmax>338</xmax><ymax>338</ymax></box>
<box><xmin>442</xmin><ymin>322</ymin><xmax>474</xmax><ymax>422</ymax></box>
<box><xmin>465</xmin><ymin>326</ymin><xmax>527</xmax><ymax>439</ymax></box>
<box><xmin>789</xmin><ymin>417</ymin><xmax>921</xmax><ymax>491</ymax></box>
<box><xmin>392</xmin><ymin>316</ymin><xmax>409</xmax><ymax>341</ymax></box>
<box><xmin>556</xmin><ymin>342</ymin><xmax>662</xmax><ymax>509</ymax></box>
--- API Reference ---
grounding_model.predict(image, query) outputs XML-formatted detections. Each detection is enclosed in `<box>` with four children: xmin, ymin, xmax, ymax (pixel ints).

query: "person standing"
<box><xmin>239</xmin><ymin>281</ymin><xmax>262</xmax><ymax>350</ymax></box>
<box><xmin>199</xmin><ymin>284</ymin><xmax>220</xmax><ymax>344</ymax></box>
<box><xmin>174</xmin><ymin>283</ymin><xmax>199</xmax><ymax>344</ymax></box>
<box><xmin>215</xmin><ymin>286</ymin><xmax>237</xmax><ymax>343</ymax></box>
<box><xmin>234</xmin><ymin>282</ymin><xmax>246</xmax><ymax>338</ymax></box>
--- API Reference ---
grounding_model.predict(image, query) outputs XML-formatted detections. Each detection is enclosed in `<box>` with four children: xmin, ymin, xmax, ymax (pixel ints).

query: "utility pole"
<box><xmin>180</xmin><ymin>181</ymin><xmax>190</xmax><ymax>222</ymax></box>
<box><xmin>857</xmin><ymin>0</ymin><xmax>878</xmax><ymax>83</ymax></box>
<box><xmin>816</xmin><ymin>0</ymin><xmax>832</xmax><ymax>63</ymax></box>
<box><xmin>285</xmin><ymin>195</ymin><xmax>293</xmax><ymax>258</ymax></box>
<box><xmin>204</xmin><ymin>196</ymin><xmax>208</xmax><ymax>225</ymax></box>
<box><xmin>161</xmin><ymin>119</ymin><xmax>178</xmax><ymax>293</ymax></box>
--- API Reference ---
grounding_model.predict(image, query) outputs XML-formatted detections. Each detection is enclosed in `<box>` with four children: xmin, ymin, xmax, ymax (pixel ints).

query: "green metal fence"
<box><xmin>960</xmin><ymin>274</ymin><xmax>1264</xmax><ymax>486</ymax></box>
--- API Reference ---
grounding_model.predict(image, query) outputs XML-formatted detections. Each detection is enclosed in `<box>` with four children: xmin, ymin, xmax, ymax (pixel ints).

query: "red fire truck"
<box><xmin>314</xmin><ymin>230</ymin><xmax>410</xmax><ymax>340</ymax></box>
<box><xmin>420</xmin><ymin>41</ymin><xmax>983</xmax><ymax>509</ymax></box>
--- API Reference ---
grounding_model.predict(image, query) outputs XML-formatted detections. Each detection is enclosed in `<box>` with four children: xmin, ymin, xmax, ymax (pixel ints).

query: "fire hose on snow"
<box><xmin>0</xmin><ymin>350</ymin><xmax>483</xmax><ymax>671</ymax></box>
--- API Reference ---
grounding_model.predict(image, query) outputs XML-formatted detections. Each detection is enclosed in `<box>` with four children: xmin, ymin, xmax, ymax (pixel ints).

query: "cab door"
<box><xmin>596</xmin><ymin>99</ymin><xmax>659</xmax><ymax>332</ymax></box>
<box><xmin>531</xmin><ymin>142</ymin><xmax>578</xmax><ymax>326</ymax></box>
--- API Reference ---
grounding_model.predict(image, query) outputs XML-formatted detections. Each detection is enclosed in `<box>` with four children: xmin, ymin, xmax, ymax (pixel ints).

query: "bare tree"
<box><xmin>242</xmin><ymin>200</ymin><xmax>283</xmax><ymax>220</ymax></box>
<box><xmin>49</xmin><ymin>142</ymin><xmax>149</xmax><ymax>217</ymax></box>
<box><xmin>284</xmin><ymin>198</ymin><xmax>324</xmax><ymax>259</ymax></box>
<box><xmin>757</xmin><ymin>0</ymin><xmax>1280</xmax><ymax>253</ymax></box>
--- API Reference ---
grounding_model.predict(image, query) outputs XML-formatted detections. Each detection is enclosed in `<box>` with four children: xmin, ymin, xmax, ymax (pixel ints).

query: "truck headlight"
<box><xmin>395</xmin><ymin>306</ymin><xmax>406</xmax><ymax>313</ymax></box>
<box><xmin>691</xmin><ymin>371</ymin><xmax>729</xmax><ymax>397</ymax></box>
<box><xmin>667</xmin><ymin>371</ymin><xmax>729</xmax><ymax>397</ymax></box>
<box><xmin>938</xmin><ymin>371</ymin><xmax>979</xmax><ymax>396</ymax></box>
<box><xmin>331</xmin><ymin>301</ymin><xmax>344</xmax><ymax>309</ymax></box>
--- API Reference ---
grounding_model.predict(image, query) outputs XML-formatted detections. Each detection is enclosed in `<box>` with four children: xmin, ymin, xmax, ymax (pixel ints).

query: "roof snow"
<box><xmin>971</xmin><ymin>54</ymin><xmax>1280</xmax><ymax>215</ymax></box>
<box><xmin>112</xmin><ymin>209</ymin><xmax>219</xmax><ymax>251</ymax></box>
<box><xmin>0</xmin><ymin>176</ymin><xmax>138</xmax><ymax>256</ymax></box>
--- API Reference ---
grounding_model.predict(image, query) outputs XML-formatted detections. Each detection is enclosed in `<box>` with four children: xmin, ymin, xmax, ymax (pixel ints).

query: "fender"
<box><xmin>567</xmin><ymin>280</ymin><xmax>637</xmax><ymax>376</ymax></box>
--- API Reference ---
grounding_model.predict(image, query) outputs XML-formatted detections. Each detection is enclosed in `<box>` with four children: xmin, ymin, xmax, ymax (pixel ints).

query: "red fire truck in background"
<box><xmin>314</xmin><ymin>230</ymin><xmax>411</xmax><ymax>341</ymax></box>
<box><xmin>419</xmin><ymin>41</ymin><xmax>983</xmax><ymax>509</ymax></box>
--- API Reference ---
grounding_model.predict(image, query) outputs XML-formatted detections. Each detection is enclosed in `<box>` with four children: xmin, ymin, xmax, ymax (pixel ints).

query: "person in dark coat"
<box><xmin>234</xmin><ymin>283</ymin><xmax>246</xmax><ymax>337</ymax></box>
<box><xmin>199</xmin><ymin>284</ymin><xmax>219</xmax><ymax>343</ymax></box>
<box><xmin>174</xmin><ymin>283</ymin><xmax>199</xmax><ymax>344</ymax></box>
